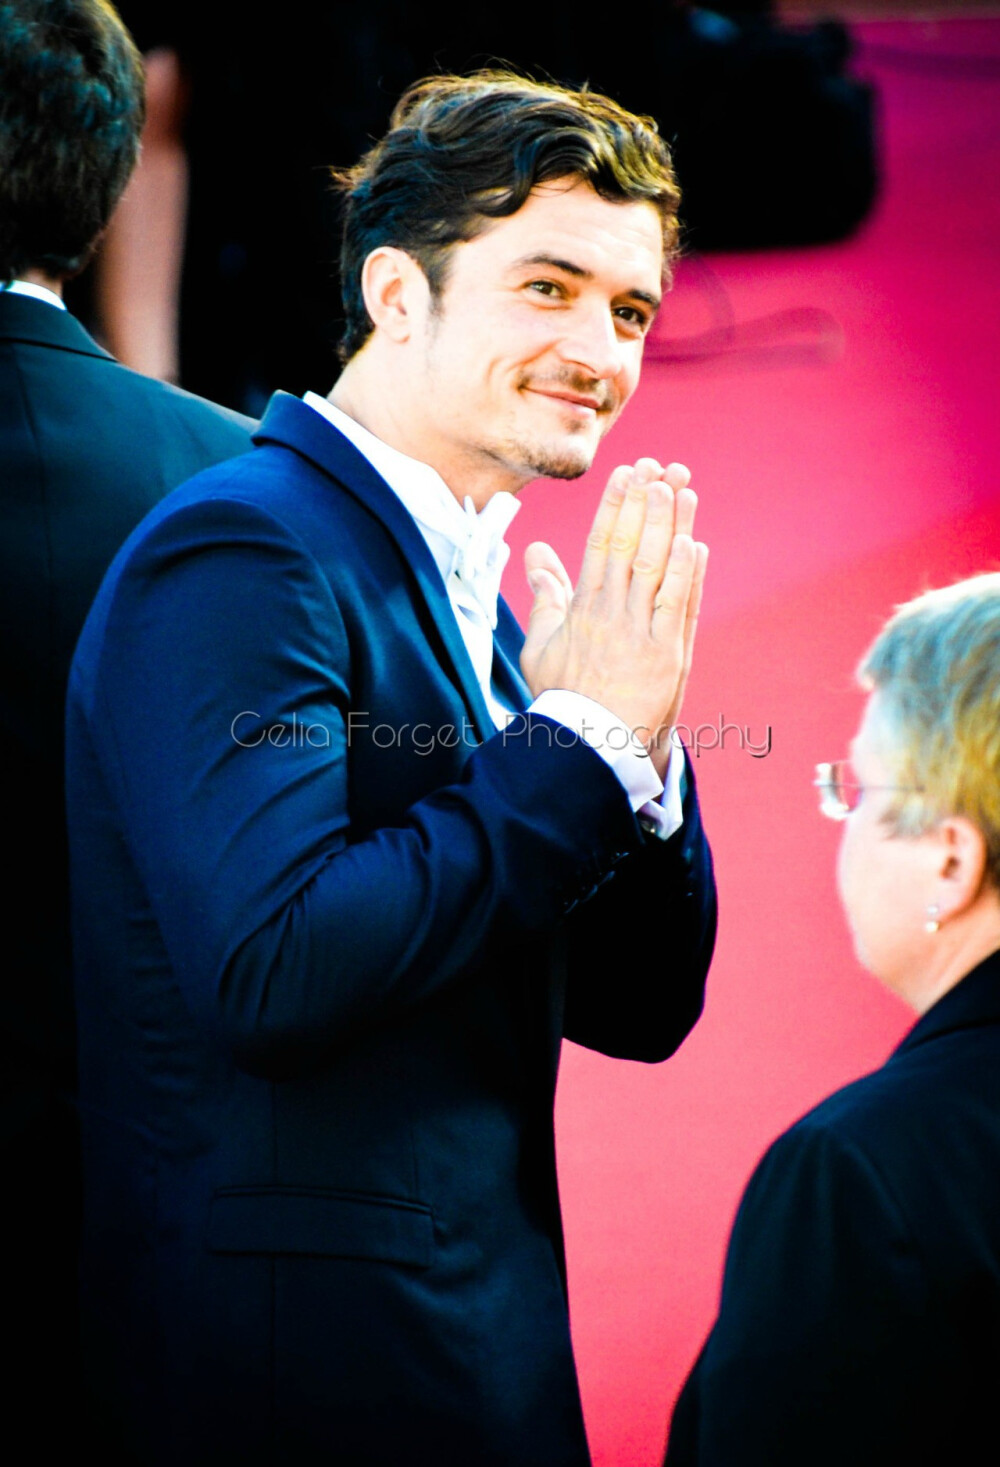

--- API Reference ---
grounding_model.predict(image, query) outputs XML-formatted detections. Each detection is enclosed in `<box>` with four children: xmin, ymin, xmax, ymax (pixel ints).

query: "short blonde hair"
<box><xmin>859</xmin><ymin>572</ymin><xmax>1000</xmax><ymax>887</ymax></box>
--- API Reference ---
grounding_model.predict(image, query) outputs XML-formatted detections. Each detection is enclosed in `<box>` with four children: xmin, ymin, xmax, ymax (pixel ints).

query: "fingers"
<box><xmin>662</xmin><ymin>462</ymin><xmax>691</xmax><ymax>492</ymax></box>
<box><xmin>603</xmin><ymin>461</ymin><xmax>673</xmax><ymax>602</ymax></box>
<box><xmin>578</xmin><ymin>457</ymin><xmax>671</xmax><ymax>602</ymax></box>
<box><xmin>521</xmin><ymin>544</ymin><xmax>572</xmax><ymax>677</ymax></box>
<box><xmin>627</xmin><ymin>481</ymin><xmax>701</xmax><ymax>618</ymax></box>
<box><xmin>576</xmin><ymin>459</ymin><xmax>699</xmax><ymax>631</ymax></box>
<box><xmin>672</xmin><ymin>485</ymin><xmax>698</xmax><ymax>541</ymax></box>
<box><xmin>525</xmin><ymin>566</ymin><xmax>567</xmax><ymax>617</ymax></box>
<box><xmin>662</xmin><ymin>539</ymin><xmax>709</xmax><ymax>730</ymax></box>
<box><xmin>625</xmin><ymin>480</ymin><xmax>676</xmax><ymax>615</ymax></box>
<box><xmin>675</xmin><ymin>539</ymin><xmax>708</xmax><ymax>679</ymax></box>
<box><xmin>651</xmin><ymin>533</ymin><xmax>698</xmax><ymax>636</ymax></box>
<box><xmin>575</xmin><ymin>464</ymin><xmax>632</xmax><ymax>597</ymax></box>
<box><xmin>686</xmin><ymin>542</ymin><xmax>709</xmax><ymax>654</ymax></box>
<box><xmin>523</xmin><ymin>455</ymin><xmax>707</xmax><ymax>727</ymax></box>
<box><xmin>524</xmin><ymin>540</ymin><xmax>574</xmax><ymax>604</ymax></box>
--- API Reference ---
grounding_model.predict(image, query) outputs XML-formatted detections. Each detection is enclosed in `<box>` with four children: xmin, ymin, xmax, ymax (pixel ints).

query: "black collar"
<box><xmin>893</xmin><ymin>948</ymin><xmax>1000</xmax><ymax>1058</ymax></box>
<box><xmin>0</xmin><ymin>292</ymin><xmax>113</xmax><ymax>361</ymax></box>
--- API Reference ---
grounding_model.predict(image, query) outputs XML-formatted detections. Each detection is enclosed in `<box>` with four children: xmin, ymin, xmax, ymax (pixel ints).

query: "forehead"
<box><xmin>457</xmin><ymin>178</ymin><xmax>665</xmax><ymax>290</ymax></box>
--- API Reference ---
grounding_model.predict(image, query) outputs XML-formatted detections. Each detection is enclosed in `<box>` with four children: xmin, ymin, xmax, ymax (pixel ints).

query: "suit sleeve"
<box><xmin>84</xmin><ymin>496</ymin><xmax>646</xmax><ymax>1079</ymax></box>
<box><xmin>664</xmin><ymin>1120</ymin><xmax>932</xmax><ymax>1467</ymax></box>
<box><xmin>562</xmin><ymin>755</ymin><xmax>716</xmax><ymax>1061</ymax></box>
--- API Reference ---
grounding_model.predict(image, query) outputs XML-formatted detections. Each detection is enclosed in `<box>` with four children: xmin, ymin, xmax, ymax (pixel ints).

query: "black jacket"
<box><xmin>666</xmin><ymin>948</ymin><xmax>1000</xmax><ymax>1466</ymax></box>
<box><xmin>0</xmin><ymin>291</ymin><xmax>253</xmax><ymax>1433</ymax></box>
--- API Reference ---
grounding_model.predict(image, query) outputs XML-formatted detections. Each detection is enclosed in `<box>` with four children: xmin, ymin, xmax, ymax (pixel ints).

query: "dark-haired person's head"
<box><xmin>0</xmin><ymin>0</ymin><xmax>144</xmax><ymax>284</ymax></box>
<box><xmin>330</xmin><ymin>71</ymin><xmax>680</xmax><ymax>498</ymax></box>
<box><xmin>333</xmin><ymin>71</ymin><xmax>681</xmax><ymax>367</ymax></box>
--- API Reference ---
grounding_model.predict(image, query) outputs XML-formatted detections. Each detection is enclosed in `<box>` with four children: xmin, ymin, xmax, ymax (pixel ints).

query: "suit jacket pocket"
<box><xmin>207</xmin><ymin>1185</ymin><xmax>434</xmax><ymax>1267</ymax></box>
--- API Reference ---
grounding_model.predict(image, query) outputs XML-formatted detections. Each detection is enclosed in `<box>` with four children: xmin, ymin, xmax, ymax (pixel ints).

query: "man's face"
<box><xmin>413</xmin><ymin>178</ymin><xmax>664</xmax><ymax>493</ymax></box>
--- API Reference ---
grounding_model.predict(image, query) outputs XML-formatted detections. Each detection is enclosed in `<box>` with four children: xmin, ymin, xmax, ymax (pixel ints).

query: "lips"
<box><xmin>525</xmin><ymin>384</ymin><xmax>609</xmax><ymax>414</ymax></box>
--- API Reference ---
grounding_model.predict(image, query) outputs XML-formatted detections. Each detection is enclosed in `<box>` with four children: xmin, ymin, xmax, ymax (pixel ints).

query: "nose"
<box><xmin>555</xmin><ymin>302</ymin><xmax>625</xmax><ymax>383</ymax></box>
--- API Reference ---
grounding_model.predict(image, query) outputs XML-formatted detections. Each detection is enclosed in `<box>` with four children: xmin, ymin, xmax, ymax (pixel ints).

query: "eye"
<box><xmin>613</xmin><ymin>304</ymin><xmax>651</xmax><ymax>334</ymax></box>
<box><xmin>525</xmin><ymin>279</ymin><xmax>564</xmax><ymax>299</ymax></box>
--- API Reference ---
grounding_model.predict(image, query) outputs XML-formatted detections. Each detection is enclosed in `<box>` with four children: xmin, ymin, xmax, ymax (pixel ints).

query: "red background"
<box><xmin>502</xmin><ymin>20</ymin><xmax>1000</xmax><ymax>1464</ymax></box>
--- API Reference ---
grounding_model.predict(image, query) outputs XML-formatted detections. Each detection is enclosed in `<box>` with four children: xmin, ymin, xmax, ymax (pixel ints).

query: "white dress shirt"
<box><xmin>303</xmin><ymin>392</ymin><xmax>682</xmax><ymax>839</ymax></box>
<box><xmin>0</xmin><ymin>279</ymin><xmax>66</xmax><ymax>310</ymax></box>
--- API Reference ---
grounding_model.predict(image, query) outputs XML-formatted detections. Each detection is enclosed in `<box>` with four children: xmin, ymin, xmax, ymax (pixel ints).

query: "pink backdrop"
<box><xmin>502</xmin><ymin>19</ymin><xmax>1000</xmax><ymax>1464</ymax></box>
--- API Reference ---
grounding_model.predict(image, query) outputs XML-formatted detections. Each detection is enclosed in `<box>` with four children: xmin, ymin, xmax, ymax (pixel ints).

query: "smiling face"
<box><xmin>411</xmin><ymin>178</ymin><xmax>664</xmax><ymax>495</ymax></box>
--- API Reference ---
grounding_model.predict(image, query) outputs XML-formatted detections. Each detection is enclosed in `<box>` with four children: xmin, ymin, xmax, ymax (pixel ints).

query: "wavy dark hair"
<box><xmin>331</xmin><ymin>70</ymin><xmax>681</xmax><ymax>366</ymax></box>
<box><xmin>0</xmin><ymin>0</ymin><xmax>144</xmax><ymax>280</ymax></box>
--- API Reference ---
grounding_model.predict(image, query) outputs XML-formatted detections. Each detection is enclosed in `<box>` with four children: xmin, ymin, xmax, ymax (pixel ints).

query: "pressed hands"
<box><xmin>521</xmin><ymin>460</ymin><xmax>708</xmax><ymax>781</ymax></box>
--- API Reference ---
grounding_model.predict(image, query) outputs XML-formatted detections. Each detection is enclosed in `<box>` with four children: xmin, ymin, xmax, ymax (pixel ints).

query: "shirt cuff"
<box><xmin>529</xmin><ymin>686</ymin><xmax>670</xmax><ymax>811</ymax></box>
<box><xmin>637</xmin><ymin>745</ymin><xmax>684</xmax><ymax>842</ymax></box>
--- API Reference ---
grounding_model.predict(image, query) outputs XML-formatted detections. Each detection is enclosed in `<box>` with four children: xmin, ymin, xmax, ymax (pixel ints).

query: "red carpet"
<box><xmin>503</xmin><ymin>19</ymin><xmax>1000</xmax><ymax>1464</ymax></box>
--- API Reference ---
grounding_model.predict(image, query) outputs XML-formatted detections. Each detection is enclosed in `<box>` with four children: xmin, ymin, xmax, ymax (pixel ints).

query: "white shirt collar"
<box><xmin>1</xmin><ymin>280</ymin><xmax>67</xmax><ymax>311</ymax></box>
<box><xmin>302</xmin><ymin>392</ymin><xmax>520</xmax><ymax>628</ymax></box>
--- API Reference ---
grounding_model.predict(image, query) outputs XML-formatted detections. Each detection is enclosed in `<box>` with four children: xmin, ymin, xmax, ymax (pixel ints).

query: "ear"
<box><xmin>359</xmin><ymin>247</ymin><xmax>429</xmax><ymax>345</ymax></box>
<box><xmin>930</xmin><ymin>815</ymin><xmax>990</xmax><ymax>923</ymax></box>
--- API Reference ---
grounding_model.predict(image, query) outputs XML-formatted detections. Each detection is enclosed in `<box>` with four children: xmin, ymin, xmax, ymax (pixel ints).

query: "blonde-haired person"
<box><xmin>666</xmin><ymin>572</ymin><xmax>1000</xmax><ymax>1467</ymax></box>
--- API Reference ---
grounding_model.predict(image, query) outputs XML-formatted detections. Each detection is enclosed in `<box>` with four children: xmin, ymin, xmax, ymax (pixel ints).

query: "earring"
<box><xmin>925</xmin><ymin>904</ymin><xmax>940</xmax><ymax>934</ymax></box>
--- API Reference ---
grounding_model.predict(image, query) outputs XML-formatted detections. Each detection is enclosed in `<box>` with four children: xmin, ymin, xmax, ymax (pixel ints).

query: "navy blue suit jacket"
<box><xmin>666</xmin><ymin>949</ymin><xmax>1000</xmax><ymax>1466</ymax></box>
<box><xmin>67</xmin><ymin>392</ymin><xmax>716</xmax><ymax>1466</ymax></box>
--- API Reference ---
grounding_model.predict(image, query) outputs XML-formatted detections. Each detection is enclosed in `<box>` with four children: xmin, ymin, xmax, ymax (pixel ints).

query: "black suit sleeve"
<box><xmin>665</xmin><ymin>1120</ymin><xmax>932</xmax><ymax>1467</ymax></box>
<box><xmin>562</xmin><ymin>754</ymin><xmax>716</xmax><ymax>1062</ymax></box>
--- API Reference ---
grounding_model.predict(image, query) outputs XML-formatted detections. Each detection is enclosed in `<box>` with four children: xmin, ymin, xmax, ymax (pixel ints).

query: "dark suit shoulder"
<box><xmin>782</xmin><ymin>1011</ymin><xmax>1000</xmax><ymax>1171</ymax></box>
<box><xmin>102</xmin><ymin>435</ymin><xmax>335</xmax><ymax>558</ymax></box>
<box><xmin>779</xmin><ymin>1057</ymin><xmax>921</xmax><ymax>1155</ymax></box>
<box><xmin>744</xmin><ymin>1011</ymin><xmax>1000</xmax><ymax>1295</ymax></box>
<box><xmin>736</xmin><ymin>1090</ymin><xmax>912</xmax><ymax>1248</ymax></box>
<box><xmin>0</xmin><ymin>295</ymin><xmax>252</xmax><ymax>439</ymax></box>
<box><xmin>1</xmin><ymin>331</ymin><xmax>254</xmax><ymax>660</ymax></box>
<box><xmin>48</xmin><ymin>347</ymin><xmax>255</xmax><ymax>462</ymax></box>
<box><xmin>114</xmin><ymin>368</ymin><xmax>255</xmax><ymax>444</ymax></box>
<box><xmin>0</xmin><ymin>324</ymin><xmax>252</xmax><ymax>470</ymax></box>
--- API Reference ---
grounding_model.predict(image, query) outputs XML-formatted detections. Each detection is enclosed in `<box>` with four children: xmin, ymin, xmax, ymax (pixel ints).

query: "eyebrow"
<box><xmin>509</xmin><ymin>252</ymin><xmax>662</xmax><ymax>313</ymax></box>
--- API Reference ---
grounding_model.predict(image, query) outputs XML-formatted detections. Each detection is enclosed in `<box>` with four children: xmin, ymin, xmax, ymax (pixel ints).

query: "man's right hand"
<box><xmin>520</xmin><ymin>459</ymin><xmax>708</xmax><ymax>752</ymax></box>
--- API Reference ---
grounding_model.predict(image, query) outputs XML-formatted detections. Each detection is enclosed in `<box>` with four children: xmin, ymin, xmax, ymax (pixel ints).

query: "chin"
<box><xmin>532</xmin><ymin>456</ymin><xmax>591</xmax><ymax>481</ymax></box>
<box><xmin>519</xmin><ymin>435</ymin><xmax>596</xmax><ymax>482</ymax></box>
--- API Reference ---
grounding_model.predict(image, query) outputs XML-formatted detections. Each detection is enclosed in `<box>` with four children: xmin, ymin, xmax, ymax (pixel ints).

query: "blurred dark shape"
<box><xmin>644</xmin><ymin>10</ymin><xmax>879</xmax><ymax>252</ymax></box>
<box><xmin>94</xmin><ymin>2</ymin><xmax>878</xmax><ymax>413</ymax></box>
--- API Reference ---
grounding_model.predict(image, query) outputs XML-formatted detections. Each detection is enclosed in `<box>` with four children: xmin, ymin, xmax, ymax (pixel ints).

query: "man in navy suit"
<box><xmin>66</xmin><ymin>71</ymin><xmax>716</xmax><ymax>1464</ymax></box>
<box><xmin>0</xmin><ymin>0</ymin><xmax>252</xmax><ymax>1440</ymax></box>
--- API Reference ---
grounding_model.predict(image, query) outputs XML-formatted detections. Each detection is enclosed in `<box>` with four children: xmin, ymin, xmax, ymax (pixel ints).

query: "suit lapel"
<box><xmin>253</xmin><ymin>393</ymin><xmax>500</xmax><ymax>743</ymax></box>
<box><xmin>493</xmin><ymin>600</ymin><xmax>532</xmax><ymax>713</ymax></box>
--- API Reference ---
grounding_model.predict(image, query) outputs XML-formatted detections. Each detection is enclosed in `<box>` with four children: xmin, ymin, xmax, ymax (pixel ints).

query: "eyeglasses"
<box><xmin>814</xmin><ymin>760</ymin><xmax>922</xmax><ymax>821</ymax></box>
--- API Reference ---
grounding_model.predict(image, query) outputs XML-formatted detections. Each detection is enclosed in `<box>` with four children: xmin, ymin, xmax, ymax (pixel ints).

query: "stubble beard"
<box><xmin>489</xmin><ymin>427</ymin><xmax>595</xmax><ymax>482</ymax></box>
<box><xmin>488</xmin><ymin>378</ymin><xmax>614</xmax><ymax>482</ymax></box>
<box><xmin>421</xmin><ymin>312</ymin><xmax>610</xmax><ymax>483</ymax></box>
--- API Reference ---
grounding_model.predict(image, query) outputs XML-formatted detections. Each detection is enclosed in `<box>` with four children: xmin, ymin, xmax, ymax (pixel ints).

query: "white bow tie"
<box><xmin>451</xmin><ymin>493</ymin><xmax>520</xmax><ymax>628</ymax></box>
<box><xmin>299</xmin><ymin>394</ymin><xmax>522</xmax><ymax>633</ymax></box>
